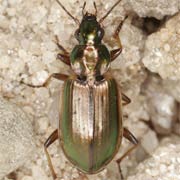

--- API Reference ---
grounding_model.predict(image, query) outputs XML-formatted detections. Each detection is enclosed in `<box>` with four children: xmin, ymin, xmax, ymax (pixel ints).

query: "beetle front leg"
<box><xmin>116</xmin><ymin>128</ymin><xmax>138</xmax><ymax>180</ymax></box>
<box><xmin>110</xmin><ymin>16</ymin><xmax>128</xmax><ymax>61</ymax></box>
<box><xmin>55</xmin><ymin>35</ymin><xmax>71</xmax><ymax>66</ymax></box>
<box><xmin>44</xmin><ymin>129</ymin><xmax>59</xmax><ymax>180</ymax></box>
<box><xmin>57</xmin><ymin>53</ymin><xmax>71</xmax><ymax>66</ymax></box>
<box><xmin>21</xmin><ymin>73</ymin><xmax>69</xmax><ymax>88</ymax></box>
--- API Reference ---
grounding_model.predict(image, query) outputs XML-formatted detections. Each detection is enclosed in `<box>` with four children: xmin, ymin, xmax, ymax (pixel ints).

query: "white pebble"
<box><xmin>141</xmin><ymin>130</ymin><xmax>159</xmax><ymax>154</ymax></box>
<box><xmin>6</xmin><ymin>8</ymin><xmax>16</xmax><ymax>17</ymax></box>
<box><xmin>36</xmin><ymin>117</ymin><xmax>49</xmax><ymax>134</ymax></box>
<box><xmin>0</xmin><ymin>56</ymin><xmax>10</xmax><ymax>68</ymax></box>
<box><xmin>32</xmin><ymin>165</ymin><xmax>49</xmax><ymax>180</ymax></box>
<box><xmin>31</xmin><ymin>70</ymin><xmax>49</xmax><ymax>85</ymax></box>
<box><xmin>0</xmin><ymin>96</ymin><xmax>35</xmax><ymax>179</ymax></box>
<box><xmin>159</xmin><ymin>164</ymin><xmax>167</xmax><ymax>173</ymax></box>
<box><xmin>164</xmin><ymin>43</ymin><xmax>170</xmax><ymax>52</ymax></box>
<box><xmin>21</xmin><ymin>176</ymin><xmax>34</xmax><ymax>180</ymax></box>
<box><xmin>42</xmin><ymin>51</ymin><xmax>55</xmax><ymax>65</ymax></box>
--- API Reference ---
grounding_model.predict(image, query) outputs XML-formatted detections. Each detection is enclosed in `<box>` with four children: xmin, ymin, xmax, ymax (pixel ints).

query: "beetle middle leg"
<box><xmin>116</xmin><ymin>128</ymin><xmax>138</xmax><ymax>180</ymax></box>
<box><xmin>21</xmin><ymin>73</ymin><xmax>68</xmax><ymax>88</ymax></box>
<box><xmin>44</xmin><ymin>129</ymin><xmax>59</xmax><ymax>180</ymax></box>
<box><xmin>55</xmin><ymin>35</ymin><xmax>71</xmax><ymax>66</ymax></box>
<box><xmin>122</xmin><ymin>93</ymin><xmax>131</xmax><ymax>106</ymax></box>
<box><xmin>110</xmin><ymin>16</ymin><xmax>128</xmax><ymax>61</ymax></box>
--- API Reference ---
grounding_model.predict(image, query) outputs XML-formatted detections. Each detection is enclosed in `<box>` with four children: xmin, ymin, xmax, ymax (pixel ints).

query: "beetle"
<box><xmin>27</xmin><ymin>0</ymin><xmax>139</xmax><ymax>179</ymax></box>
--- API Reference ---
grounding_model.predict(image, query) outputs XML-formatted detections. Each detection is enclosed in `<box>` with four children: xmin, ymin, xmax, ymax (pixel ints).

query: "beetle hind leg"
<box><xmin>44</xmin><ymin>129</ymin><xmax>59</xmax><ymax>180</ymax></box>
<box><xmin>116</xmin><ymin>128</ymin><xmax>138</xmax><ymax>180</ymax></box>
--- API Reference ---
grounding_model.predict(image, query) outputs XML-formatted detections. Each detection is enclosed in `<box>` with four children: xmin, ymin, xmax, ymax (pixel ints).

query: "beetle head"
<box><xmin>55</xmin><ymin>0</ymin><xmax>122</xmax><ymax>45</ymax></box>
<box><xmin>75</xmin><ymin>13</ymin><xmax>104</xmax><ymax>45</ymax></box>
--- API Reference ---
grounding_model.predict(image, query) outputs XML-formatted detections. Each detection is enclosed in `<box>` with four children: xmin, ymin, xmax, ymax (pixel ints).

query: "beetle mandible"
<box><xmin>30</xmin><ymin>0</ymin><xmax>139</xmax><ymax>179</ymax></box>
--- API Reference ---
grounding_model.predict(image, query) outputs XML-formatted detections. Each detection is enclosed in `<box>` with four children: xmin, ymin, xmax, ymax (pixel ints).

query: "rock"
<box><xmin>32</xmin><ymin>165</ymin><xmax>48</xmax><ymax>180</ymax></box>
<box><xmin>143</xmin><ymin>13</ymin><xmax>180</xmax><ymax>81</ymax></box>
<box><xmin>173</xmin><ymin>122</ymin><xmax>180</xmax><ymax>135</ymax></box>
<box><xmin>173</xmin><ymin>108</ymin><xmax>180</xmax><ymax>135</ymax></box>
<box><xmin>21</xmin><ymin>176</ymin><xmax>34</xmax><ymax>180</ymax></box>
<box><xmin>125</xmin><ymin>0</ymin><xmax>179</xmax><ymax>19</ymax></box>
<box><xmin>144</xmin><ymin>75</ymin><xmax>178</xmax><ymax>134</ymax></box>
<box><xmin>35</xmin><ymin>116</ymin><xmax>49</xmax><ymax>135</ymax></box>
<box><xmin>141</xmin><ymin>129</ymin><xmax>159</xmax><ymax>154</ymax></box>
<box><xmin>163</xmin><ymin>79</ymin><xmax>180</xmax><ymax>102</ymax></box>
<box><xmin>0</xmin><ymin>96</ymin><xmax>35</xmax><ymax>179</ymax></box>
<box><xmin>127</xmin><ymin>136</ymin><xmax>180</xmax><ymax>180</ymax></box>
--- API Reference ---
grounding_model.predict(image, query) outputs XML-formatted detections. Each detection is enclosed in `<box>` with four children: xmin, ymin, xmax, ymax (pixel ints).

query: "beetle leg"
<box><xmin>122</xmin><ymin>93</ymin><xmax>131</xmax><ymax>106</ymax></box>
<box><xmin>55</xmin><ymin>35</ymin><xmax>68</xmax><ymax>54</ymax></box>
<box><xmin>110</xmin><ymin>48</ymin><xmax>122</xmax><ymax>61</ymax></box>
<box><xmin>55</xmin><ymin>35</ymin><xmax>71</xmax><ymax>66</ymax></box>
<box><xmin>21</xmin><ymin>73</ymin><xmax>69</xmax><ymax>88</ymax></box>
<box><xmin>116</xmin><ymin>128</ymin><xmax>138</xmax><ymax>180</ymax></box>
<box><xmin>57</xmin><ymin>53</ymin><xmax>71</xmax><ymax>66</ymax></box>
<box><xmin>123</xmin><ymin>127</ymin><xmax>138</xmax><ymax>145</ymax></box>
<box><xmin>44</xmin><ymin>129</ymin><xmax>58</xmax><ymax>180</ymax></box>
<box><xmin>110</xmin><ymin>16</ymin><xmax>128</xmax><ymax>61</ymax></box>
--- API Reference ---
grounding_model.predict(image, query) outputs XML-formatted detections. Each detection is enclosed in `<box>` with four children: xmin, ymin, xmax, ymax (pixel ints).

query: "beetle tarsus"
<box><xmin>44</xmin><ymin>129</ymin><xmax>59</xmax><ymax>180</ymax></box>
<box><xmin>114</xmin><ymin>16</ymin><xmax>128</xmax><ymax>37</ymax></box>
<box><xmin>116</xmin><ymin>128</ymin><xmax>138</xmax><ymax>179</ymax></box>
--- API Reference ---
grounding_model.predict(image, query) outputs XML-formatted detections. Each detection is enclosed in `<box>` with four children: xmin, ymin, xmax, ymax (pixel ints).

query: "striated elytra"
<box><xmin>60</xmin><ymin>78</ymin><xmax>123</xmax><ymax>173</ymax></box>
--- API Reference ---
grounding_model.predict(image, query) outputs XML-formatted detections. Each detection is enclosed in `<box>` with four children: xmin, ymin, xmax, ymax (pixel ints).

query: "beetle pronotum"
<box><xmin>25</xmin><ymin>0</ymin><xmax>139</xmax><ymax>179</ymax></box>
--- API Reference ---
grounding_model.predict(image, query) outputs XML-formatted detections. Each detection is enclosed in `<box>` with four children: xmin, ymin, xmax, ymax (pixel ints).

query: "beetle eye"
<box><xmin>75</xmin><ymin>29</ymin><xmax>80</xmax><ymax>40</ymax></box>
<box><xmin>97</xmin><ymin>29</ymin><xmax>104</xmax><ymax>39</ymax></box>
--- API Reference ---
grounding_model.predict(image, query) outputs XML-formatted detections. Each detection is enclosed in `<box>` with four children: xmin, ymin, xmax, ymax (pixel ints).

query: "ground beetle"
<box><xmin>27</xmin><ymin>0</ymin><xmax>139</xmax><ymax>179</ymax></box>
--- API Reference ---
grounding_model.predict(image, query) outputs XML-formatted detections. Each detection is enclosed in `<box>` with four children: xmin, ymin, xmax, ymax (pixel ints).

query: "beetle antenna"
<box><xmin>82</xmin><ymin>2</ymin><xmax>86</xmax><ymax>16</ymax></box>
<box><xmin>55</xmin><ymin>0</ymin><xmax>80</xmax><ymax>25</ymax></box>
<box><xmin>99</xmin><ymin>0</ymin><xmax>122</xmax><ymax>23</ymax></box>
<box><xmin>93</xmin><ymin>2</ymin><xmax>97</xmax><ymax>16</ymax></box>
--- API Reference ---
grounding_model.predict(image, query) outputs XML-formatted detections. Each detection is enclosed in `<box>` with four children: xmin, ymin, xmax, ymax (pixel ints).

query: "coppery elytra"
<box><xmin>24</xmin><ymin>0</ymin><xmax>139</xmax><ymax>179</ymax></box>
